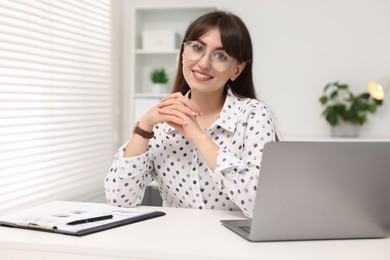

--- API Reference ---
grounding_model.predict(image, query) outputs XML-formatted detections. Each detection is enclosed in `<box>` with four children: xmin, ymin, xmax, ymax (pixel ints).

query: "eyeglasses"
<box><xmin>182</xmin><ymin>41</ymin><xmax>235</xmax><ymax>72</ymax></box>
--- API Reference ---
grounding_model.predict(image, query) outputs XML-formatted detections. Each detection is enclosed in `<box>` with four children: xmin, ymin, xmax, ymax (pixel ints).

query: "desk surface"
<box><xmin>0</xmin><ymin>201</ymin><xmax>389</xmax><ymax>260</ymax></box>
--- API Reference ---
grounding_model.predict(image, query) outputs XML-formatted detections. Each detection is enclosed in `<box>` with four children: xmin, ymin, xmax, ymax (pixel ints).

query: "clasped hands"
<box><xmin>140</xmin><ymin>92</ymin><xmax>204</xmax><ymax>142</ymax></box>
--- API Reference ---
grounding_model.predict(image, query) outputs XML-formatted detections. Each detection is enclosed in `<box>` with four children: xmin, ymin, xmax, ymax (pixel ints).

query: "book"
<box><xmin>0</xmin><ymin>201</ymin><xmax>165</xmax><ymax>236</ymax></box>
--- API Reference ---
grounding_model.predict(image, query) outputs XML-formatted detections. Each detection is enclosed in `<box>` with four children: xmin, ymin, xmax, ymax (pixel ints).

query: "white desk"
<box><xmin>0</xmin><ymin>201</ymin><xmax>389</xmax><ymax>260</ymax></box>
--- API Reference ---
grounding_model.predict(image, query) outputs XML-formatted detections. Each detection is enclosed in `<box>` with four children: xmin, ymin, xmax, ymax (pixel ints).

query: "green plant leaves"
<box><xmin>359</xmin><ymin>93</ymin><xmax>370</xmax><ymax>100</ymax></box>
<box><xmin>330</xmin><ymin>90</ymin><xmax>338</xmax><ymax>99</ymax></box>
<box><xmin>338</xmin><ymin>84</ymin><xmax>348</xmax><ymax>90</ymax></box>
<box><xmin>319</xmin><ymin>82</ymin><xmax>383</xmax><ymax>126</ymax></box>
<box><xmin>150</xmin><ymin>68</ymin><xmax>168</xmax><ymax>83</ymax></box>
<box><xmin>325</xmin><ymin>113</ymin><xmax>338</xmax><ymax>126</ymax></box>
<box><xmin>368</xmin><ymin>104</ymin><xmax>377</xmax><ymax>113</ymax></box>
<box><xmin>319</xmin><ymin>96</ymin><xmax>328</xmax><ymax>105</ymax></box>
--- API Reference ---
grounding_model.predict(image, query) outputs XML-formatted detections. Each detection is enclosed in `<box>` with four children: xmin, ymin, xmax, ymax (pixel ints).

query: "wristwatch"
<box><xmin>132</xmin><ymin>121</ymin><xmax>154</xmax><ymax>139</ymax></box>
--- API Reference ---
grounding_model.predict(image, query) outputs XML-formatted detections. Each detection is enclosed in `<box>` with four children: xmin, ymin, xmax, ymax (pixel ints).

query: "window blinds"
<box><xmin>0</xmin><ymin>0</ymin><xmax>116</xmax><ymax>215</ymax></box>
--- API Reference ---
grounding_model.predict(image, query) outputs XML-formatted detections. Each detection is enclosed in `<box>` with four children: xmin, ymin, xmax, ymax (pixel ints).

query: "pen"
<box><xmin>67</xmin><ymin>215</ymin><xmax>113</xmax><ymax>225</ymax></box>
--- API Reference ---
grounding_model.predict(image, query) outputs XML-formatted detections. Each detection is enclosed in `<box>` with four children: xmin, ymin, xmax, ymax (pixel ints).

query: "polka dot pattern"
<box><xmin>104</xmin><ymin>88</ymin><xmax>276</xmax><ymax>218</ymax></box>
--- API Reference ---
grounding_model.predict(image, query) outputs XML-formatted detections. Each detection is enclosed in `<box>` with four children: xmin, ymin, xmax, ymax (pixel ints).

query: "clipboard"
<box><xmin>0</xmin><ymin>201</ymin><xmax>165</xmax><ymax>236</ymax></box>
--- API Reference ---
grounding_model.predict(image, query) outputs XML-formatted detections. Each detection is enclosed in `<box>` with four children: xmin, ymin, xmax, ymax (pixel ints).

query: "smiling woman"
<box><xmin>105</xmin><ymin>10</ymin><xmax>277</xmax><ymax>218</ymax></box>
<box><xmin>0</xmin><ymin>0</ymin><xmax>117</xmax><ymax>215</ymax></box>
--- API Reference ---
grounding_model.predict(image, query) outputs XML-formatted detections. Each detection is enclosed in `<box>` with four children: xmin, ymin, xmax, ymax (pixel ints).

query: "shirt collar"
<box><xmin>164</xmin><ymin>88</ymin><xmax>241</xmax><ymax>133</ymax></box>
<box><xmin>214</xmin><ymin>88</ymin><xmax>240</xmax><ymax>133</ymax></box>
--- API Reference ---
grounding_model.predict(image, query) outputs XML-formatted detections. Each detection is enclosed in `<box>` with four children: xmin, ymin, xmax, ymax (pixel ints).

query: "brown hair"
<box><xmin>171</xmin><ymin>10</ymin><xmax>256</xmax><ymax>99</ymax></box>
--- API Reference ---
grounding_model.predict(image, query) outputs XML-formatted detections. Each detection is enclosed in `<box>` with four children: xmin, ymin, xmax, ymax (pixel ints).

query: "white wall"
<box><xmin>121</xmin><ymin>0</ymin><xmax>390</xmax><ymax>140</ymax></box>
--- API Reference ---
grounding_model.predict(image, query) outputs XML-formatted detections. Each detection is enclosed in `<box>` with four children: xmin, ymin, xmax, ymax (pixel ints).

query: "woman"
<box><xmin>105</xmin><ymin>10</ymin><xmax>277</xmax><ymax>218</ymax></box>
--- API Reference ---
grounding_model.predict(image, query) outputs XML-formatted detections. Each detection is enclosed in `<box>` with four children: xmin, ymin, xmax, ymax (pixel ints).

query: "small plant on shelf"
<box><xmin>150</xmin><ymin>68</ymin><xmax>168</xmax><ymax>84</ymax></box>
<box><xmin>319</xmin><ymin>81</ymin><xmax>383</xmax><ymax>126</ymax></box>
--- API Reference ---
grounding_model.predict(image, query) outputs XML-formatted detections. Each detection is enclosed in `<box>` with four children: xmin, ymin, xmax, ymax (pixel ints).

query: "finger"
<box><xmin>158</xmin><ymin>100</ymin><xmax>198</xmax><ymax>117</ymax></box>
<box><xmin>160</xmin><ymin>92</ymin><xmax>183</xmax><ymax>102</ymax></box>
<box><xmin>158</xmin><ymin>106</ymin><xmax>190</xmax><ymax>124</ymax></box>
<box><xmin>179</xmin><ymin>97</ymin><xmax>202</xmax><ymax>116</ymax></box>
<box><xmin>167</xmin><ymin>121</ymin><xmax>183</xmax><ymax>130</ymax></box>
<box><xmin>158</xmin><ymin>109</ymin><xmax>188</xmax><ymax>125</ymax></box>
<box><xmin>159</xmin><ymin>94</ymin><xmax>202</xmax><ymax>116</ymax></box>
<box><xmin>160</xmin><ymin>92</ymin><xmax>201</xmax><ymax>112</ymax></box>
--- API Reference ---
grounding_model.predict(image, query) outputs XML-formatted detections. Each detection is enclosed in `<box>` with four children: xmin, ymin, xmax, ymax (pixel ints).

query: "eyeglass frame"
<box><xmin>182</xmin><ymin>40</ymin><xmax>237</xmax><ymax>72</ymax></box>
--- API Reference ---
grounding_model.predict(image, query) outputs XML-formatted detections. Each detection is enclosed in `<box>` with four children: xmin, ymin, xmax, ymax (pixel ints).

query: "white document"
<box><xmin>0</xmin><ymin>201</ymin><xmax>165</xmax><ymax>236</ymax></box>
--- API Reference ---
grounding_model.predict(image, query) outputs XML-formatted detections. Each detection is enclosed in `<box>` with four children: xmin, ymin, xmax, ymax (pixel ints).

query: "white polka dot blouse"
<box><xmin>105</xmin><ymin>88</ymin><xmax>276</xmax><ymax>218</ymax></box>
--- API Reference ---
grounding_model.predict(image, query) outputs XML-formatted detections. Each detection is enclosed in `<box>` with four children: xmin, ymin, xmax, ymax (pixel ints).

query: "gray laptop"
<box><xmin>221</xmin><ymin>141</ymin><xmax>390</xmax><ymax>241</ymax></box>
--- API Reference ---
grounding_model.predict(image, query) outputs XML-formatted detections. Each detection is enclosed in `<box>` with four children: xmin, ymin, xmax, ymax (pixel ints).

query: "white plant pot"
<box><xmin>151</xmin><ymin>83</ymin><xmax>168</xmax><ymax>94</ymax></box>
<box><xmin>331</xmin><ymin>121</ymin><xmax>359</xmax><ymax>137</ymax></box>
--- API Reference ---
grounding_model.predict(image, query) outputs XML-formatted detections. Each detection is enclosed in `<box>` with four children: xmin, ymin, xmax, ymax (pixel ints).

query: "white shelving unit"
<box><xmin>129</xmin><ymin>5</ymin><xmax>218</xmax><ymax>125</ymax></box>
<box><xmin>126</xmin><ymin>5</ymin><xmax>218</xmax><ymax>197</ymax></box>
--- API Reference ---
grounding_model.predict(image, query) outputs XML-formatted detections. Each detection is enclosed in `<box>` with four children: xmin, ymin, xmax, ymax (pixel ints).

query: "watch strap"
<box><xmin>133</xmin><ymin>121</ymin><xmax>154</xmax><ymax>139</ymax></box>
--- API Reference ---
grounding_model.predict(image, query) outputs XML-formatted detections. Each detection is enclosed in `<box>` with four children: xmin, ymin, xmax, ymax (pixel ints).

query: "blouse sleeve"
<box><xmin>208</xmin><ymin>105</ymin><xmax>276</xmax><ymax>218</ymax></box>
<box><xmin>104</xmin><ymin>143</ymin><xmax>155</xmax><ymax>207</ymax></box>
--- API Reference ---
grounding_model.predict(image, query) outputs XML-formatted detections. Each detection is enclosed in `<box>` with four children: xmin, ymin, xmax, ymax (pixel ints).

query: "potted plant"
<box><xmin>150</xmin><ymin>68</ymin><xmax>169</xmax><ymax>94</ymax></box>
<box><xmin>319</xmin><ymin>81</ymin><xmax>384</xmax><ymax>137</ymax></box>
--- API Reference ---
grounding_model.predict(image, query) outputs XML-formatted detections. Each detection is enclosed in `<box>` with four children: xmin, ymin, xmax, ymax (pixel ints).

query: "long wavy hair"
<box><xmin>171</xmin><ymin>10</ymin><xmax>256</xmax><ymax>99</ymax></box>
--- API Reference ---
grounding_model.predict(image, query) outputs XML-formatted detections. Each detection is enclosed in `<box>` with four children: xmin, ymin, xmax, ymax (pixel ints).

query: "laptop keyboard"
<box><xmin>239</xmin><ymin>226</ymin><xmax>251</xmax><ymax>234</ymax></box>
